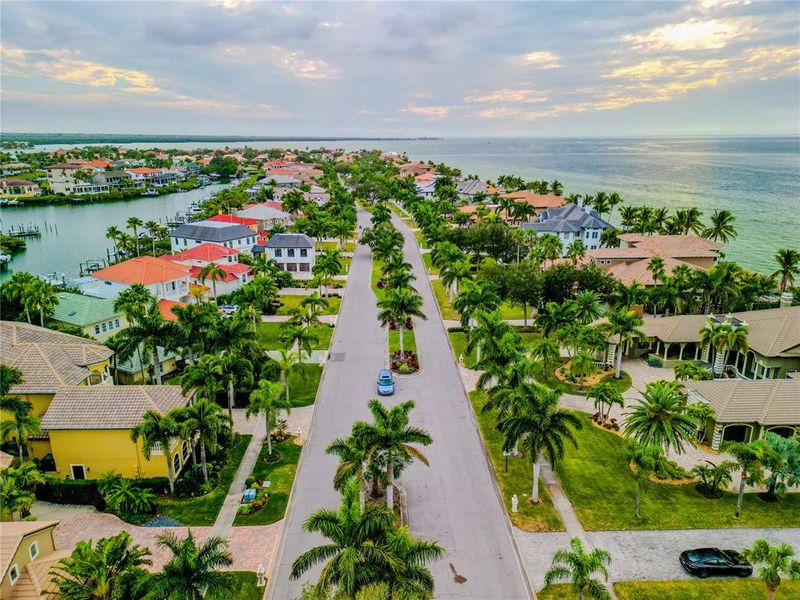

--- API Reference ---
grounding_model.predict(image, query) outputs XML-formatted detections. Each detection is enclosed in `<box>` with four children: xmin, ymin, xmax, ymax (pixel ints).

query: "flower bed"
<box><xmin>236</xmin><ymin>480</ymin><xmax>270</xmax><ymax>517</ymax></box>
<box><xmin>391</xmin><ymin>350</ymin><xmax>419</xmax><ymax>374</ymax></box>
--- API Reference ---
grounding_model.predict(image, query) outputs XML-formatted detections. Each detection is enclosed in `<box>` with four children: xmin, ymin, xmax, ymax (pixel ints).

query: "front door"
<box><xmin>71</xmin><ymin>465</ymin><xmax>86</xmax><ymax>480</ymax></box>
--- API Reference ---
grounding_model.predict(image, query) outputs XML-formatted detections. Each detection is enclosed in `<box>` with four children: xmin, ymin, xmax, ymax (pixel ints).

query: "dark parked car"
<box><xmin>679</xmin><ymin>548</ymin><xmax>753</xmax><ymax>578</ymax></box>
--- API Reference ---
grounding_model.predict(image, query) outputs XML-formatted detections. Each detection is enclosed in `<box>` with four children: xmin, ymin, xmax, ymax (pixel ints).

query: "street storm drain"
<box><xmin>329</xmin><ymin>352</ymin><xmax>346</xmax><ymax>362</ymax></box>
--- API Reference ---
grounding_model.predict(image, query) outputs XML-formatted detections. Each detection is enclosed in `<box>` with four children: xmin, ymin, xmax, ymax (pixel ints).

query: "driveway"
<box><xmin>267</xmin><ymin>209</ymin><xmax>531</xmax><ymax>599</ymax></box>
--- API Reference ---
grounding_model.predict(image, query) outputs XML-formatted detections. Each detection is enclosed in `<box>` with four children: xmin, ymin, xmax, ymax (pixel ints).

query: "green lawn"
<box><xmin>339</xmin><ymin>256</ymin><xmax>352</xmax><ymax>275</ymax></box>
<box><xmin>430</xmin><ymin>279</ymin><xmax>458</xmax><ymax>320</ymax></box>
<box><xmin>275</xmin><ymin>295</ymin><xmax>341</xmax><ymax>316</ymax></box>
<box><xmin>389</xmin><ymin>328</ymin><xmax>416</xmax><ymax>353</ymax></box>
<box><xmin>557</xmin><ymin>412</ymin><xmax>800</xmax><ymax>530</ymax></box>
<box><xmin>449</xmin><ymin>330</ymin><xmax>541</xmax><ymax>370</ymax></box>
<box><xmin>230</xmin><ymin>572</ymin><xmax>263</xmax><ymax>599</ymax></box>
<box><xmin>321</xmin><ymin>241</ymin><xmax>355</xmax><ymax>252</ymax></box>
<box><xmin>537</xmin><ymin>584</ymin><xmax>577</xmax><ymax>599</ymax></box>
<box><xmin>159</xmin><ymin>434</ymin><xmax>251</xmax><ymax>526</ymax></box>
<box><xmin>421</xmin><ymin>253</ymin><xmax>438</xmax><ymax>275</ymax></box>
<box><xmin>469</xmin><ymin>390</ymin><xmax>563</xmax><ymax>532</ymax></box>
<box><xmin>615</xmin><ymin>580</ymin><xmax>800</xmax><ymax>600</ymax></box>
<box><xmin>287</xmin><ymin>364</ymin><xmax>322</xmax><ymax>407</ymax></box>
<box><xmin>532</xmin><ymin>358</ymin><xmax>633</xmax><ymax>396</ymax></box>
<box><xmin>233</xmin><ymin>439</ymin><xmax>301</xmax><ymax>526</ymax></box>
<box><xmin>256</xmin><ymin>322</ymin><xmax>333</xmax><ymax>350</ymax></box>
<box><xmin>498</xmin><ymin>302</ymin><xmax>528</xmax><ymax>320</ymax></box>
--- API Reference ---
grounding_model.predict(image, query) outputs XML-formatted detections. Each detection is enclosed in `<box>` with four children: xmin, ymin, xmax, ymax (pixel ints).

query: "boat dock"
<box><xmin>1</xmin><ymin>224</ymin><xmax>41</xmax><ymax>238</ymax></box>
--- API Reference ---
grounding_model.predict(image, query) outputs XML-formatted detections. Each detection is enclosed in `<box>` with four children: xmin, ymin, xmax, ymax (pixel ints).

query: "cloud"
<box><xmin>464</xmin><ymin>88</ymin><xmax>549</xmax><ymax>104</ymax></box>
<box><xmin>1</xmin><ymin>46</ymin><xmax>160</xmax><ymax>93</ymax></box>
<box><xmin>222</xmin><ymin>45</ymin><xmax>339</xmax><ymax>80</ymax></box>
<box><xmin>624</xmin><ymin>18</ymin><xmax>744</xmax><ymax>51</ymax></box>
<box><xmin>400</xmin><ymin>105</ymin><xmax>451</xmax><ymax>119</ymax></box>
<box><xmin>520</xmin><ymin>51</ymin><xmax>560</xmax><ymax>68</ymax></box>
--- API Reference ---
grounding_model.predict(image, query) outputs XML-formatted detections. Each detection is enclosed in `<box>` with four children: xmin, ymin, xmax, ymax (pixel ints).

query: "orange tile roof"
<box><xmin>502</xmin><ymin>191</ymin><xmax>565</xmax><ymax>209</ymax></box>
<box><xmin>164</xmin><ymin>242</ymin><xmax>239</xmax><ymax>263</ymax></box>
<box><xmin>92</xmin><ymin>256</ymin><xmax>190</xmax><ymax>286</ymax></box>
<box><xmin>125</xmin><ymin>167</ymin><xmax>160</xmax><ymax>175</ymax></box>
<box><xmin>0</xmin><ymin>521</ymin><xmax>59</xmax><ymax>579</ymax></box>
<box><xmin>157</xmin><ymin>299</ymin><xmax>186</xmax><ymax>322</ymax></box>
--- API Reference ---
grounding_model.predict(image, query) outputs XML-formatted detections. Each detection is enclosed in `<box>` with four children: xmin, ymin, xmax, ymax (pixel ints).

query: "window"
<box><xmin>151</xmin><ymin>442</ymin><xmax>164</xmax><ymax>455</ymax></box>
<box><xmin>102</xmin><ymin>323</ymin><xmax>107</xmax><ymax>332</ymax></box>
<box><xmin>182</xmin><ymin>441</ymin><xmax>191</xmax><ymax>460</ymax></box>
<box><xmin>173</xmin><ymin>453</ymin><xmax>181</xmax><ymax>472</ymax></box>
<box><xmin>287</xmin><ymin>249</ymin><xmax>295</xmax><ymax>257</ymax></box>
<box><xmin>299</xmin><ymin>263</ymin><xmax>310</xmax><ymax>272</ymax></box>
<box><xmin>95</xmin><ymin>325</ymin><xmax>101</xmax><ymax>334</ymax></box>
<box><xmin>171</xmin><ymin>281</ymin><xmax>176</xmax><ymax>291</ymax></box>
<box><xmin>228</xmin><ymin>256</ymin><xmax>233</xmax><ymax>263</ymax></box>
<box><xmin>287</xmin><ymin>262</ymin><xmax>298</xmax><ymax>272</ymax></box>
<box><xmin>300</xmin><ymin>249</ymin><xmax>308</xmax><ymax>258</ymax></box>
<box><xmin>29</xmin><ymin>541</ymin><xmax>39</xmax><ymax>559</ymax></box>
<box><xmin>9</xmin><ymin>564</ymin><xmax>19</xmax><ymax>584</ymax></box>
<box><xmin>115</xmin><ymin>319</ymin><xmax>120</xmax><ymax>328</ymax></box>
<box><xmin>274</xmin><ymin>249</ymin><xmax>282</xmax><ymax>257</ymax></box>
<box><xmin>592</xmin><ymin>231</ymin><xmax>598</xmax><ymax>239</ymax></box>
<box><xmin>183</xmin><ymin>238</ymin><xmax>187</xmax><ymax>246</ymax></box>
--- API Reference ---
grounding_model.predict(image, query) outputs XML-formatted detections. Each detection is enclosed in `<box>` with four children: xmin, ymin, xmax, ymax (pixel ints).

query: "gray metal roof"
<box><xmin>170</xmin><ymin>221</ymin><xmax>255</xmax><ymax>242</ymax></box>
<box><xmin>523</xmin><ymin>203</ymin><xmax>613</xmax><ymax>234</ymax></box>
<box><xmin>266</xmin><ymin>233</ymin><xmax>314</xmax><ymax>249</ymax></box>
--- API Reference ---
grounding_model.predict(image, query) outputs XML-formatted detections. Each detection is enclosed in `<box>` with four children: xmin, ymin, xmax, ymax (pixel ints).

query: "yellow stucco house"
<box><xmin>0</xmin><ymin>521</ymin><xmax>61</xmax><ymax>600</ymax></box>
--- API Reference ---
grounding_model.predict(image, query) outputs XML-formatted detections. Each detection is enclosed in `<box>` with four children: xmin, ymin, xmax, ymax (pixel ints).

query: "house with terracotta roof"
<box><xmin>84</xmin><ymin>256</ymin><xmax>191</xmax><ymax>301</ymax></box>
<box><xmin>501</xmin><ymin>190</ymin><xmax>565</xmax><ymax>212</ymax></box>
<box><xmin>0</xmin><ymin>179</ymin><xmax>40</xmax><ymax>198</ymax></box>
<box><xmin>399</xmin><ymin>161</ymin><xmax>435</xmax><ymax>176</ymax></box>
<box><xmin>164</xmin><ymin>242</ymin><xmax>241</xmax><ymax>267</ymax></box>
<box><xmin>686</xmin><ymin>378</ymin><xmax>799</xmax><ymax>449</ymax></box>
<box><xmin>0</xmin><ymin>520</ymin><xmax>60</xmax><ymax>600</ymax></box>
<box><xmin>206</xmin><ymin>213</ymin><xmax>259</xmax><ymax>231</ymax></box>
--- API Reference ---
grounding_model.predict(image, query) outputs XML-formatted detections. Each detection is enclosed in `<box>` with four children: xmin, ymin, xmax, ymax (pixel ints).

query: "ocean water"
<box><xmin>3</xmin><ymin>136</ymin><xmax>798</xmax><ymax>276</ymax></box>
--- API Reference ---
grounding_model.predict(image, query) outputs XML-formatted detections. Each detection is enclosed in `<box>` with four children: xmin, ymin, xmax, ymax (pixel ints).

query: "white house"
<box><xmin>163</xmin><ymin>243</ymin><xmax>251</xmax><ymax>296</ymax></box>
<box><xmin>170</xmin><ymin>220</ymin><xmax>258</xmax><ymax>253</ymax></box>
<box><xmin>235</xmin><ymin>203</ymin><xmax>295</xmax><ymax>230</ymax></box>
<box><xmin>521</xmin><ymin>201</ymin><xmax>613</xmax><ymax>255</ymax></box>
<box><xmin>48</xmin><ymin>177</ymin><xmax>110</xmax><ymax>195</ymax></box>
<box><xmin>264</xmin><ymin>233</ymin><xmax>315</xmax><ymax>279</ymax></box>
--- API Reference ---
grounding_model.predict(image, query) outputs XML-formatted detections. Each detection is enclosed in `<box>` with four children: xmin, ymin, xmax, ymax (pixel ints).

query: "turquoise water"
<box><xmin>5</xmin><ymin>136</ymin><xmax>799</xmax><ymax>275</ymax></box>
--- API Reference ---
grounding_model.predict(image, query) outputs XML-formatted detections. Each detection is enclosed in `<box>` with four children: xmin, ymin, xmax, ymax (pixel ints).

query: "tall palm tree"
<box><xmin>702</xmin><ymin>209</ymin><xmax>737</xmax><ymax>243</ymax></box>
<box><xmin>274</xmin><ymin>349</ymin><xmax>300</xmax><ymax>405</ymax></box>
<box><xmin>627</xmin><ymin>441</ymin><xmax>667</xmax><ymax>519</ymax></box>
<box><xmin>674</xmin><ymin>207</ymin><xmax>704</xmax><ymax>235</ymax></box>
<box><xmin>247</xmin><ymin>379</ymin><xmax>291</xmax><ymax>455</ymax></box>
<box><xmin>591</xmin><ymin>192</ymin><xmax>610</xmax><ymax>219</ymax></box>
<box><xmin>538</xmin><ymin>233</ymin><xmax>563</xmax><ymax>266</ymax></box>
<box><xmin>572</xmin><ymin>290</ymin><xmax>602</xmax><ymax>325</ymax></box>
<box><xmin>570</xmin><ymin>350</ymin><xmax>596</xmax><ymax>390</ymax></box>
<box><xmin>646</xmin><ymin>256</ymin><xmax>666</xmax><ymax>286</ymax></box>
<box><xmin>377</xmin><ymin>287</ymin><xmax>426</xmax><ymax>356</ymax></box>
<box><xmin>121</xmin><ymin>298</ymin><xmax>177</xmax><ymax>384</ymax></box>
<box><xmin>354</xmin><ymin>399</ymin><xmax>432</xmax><ymax>510</ymax></box>
<box><xmin>454</xmin><ymin>281</ymin><xmax>501</xmax><ymax>330</ymax></box>
<box><xmin>535</xmin><ymin>301</ymin><xmax>576</xmax><ymax>337</ymax></box>
<box><xmin>0</xmin><ymin>400</ymin><xmax>40</xmax><ymax>461</ymax></box>
<box><xmin>131</xmin><ymin>410</ymin><xmax>180</xmax><ymax>494</ymax></box>
<box><xmin>496</xmin><ymin>384</ymin><xmax>582</xmax><ymax>503</ymax></box>
<box><xmin>326</xmin><ymin>435</ymin><xmax>372</xmax><ymax>496</ymax></box>
<box><xmin>198</xmin><ymin>262</ymin><xmax>226</xmax><ymax>300</ymax></box>
<box><xmin>49</xmin><ymin>532</ymin><xmax>151</xmax><ymax>600</ymax></box>
<box><xmin>587</xmin><ymin>382</ymin><xmax>624</xmax><ymax>422</ymax></box>
<box><xmin>529</xmin><ymin>336</ymin><xmax>560</xmax><ymax>381</ymax></box>
<box><xmin>624</xmin><ymin>381</ymin><xmax>698</xmax><ymax>457</ymax></box>
<box><xmin>176</xmin><ymin>399</ymin><xmax>227</xmax><ymax>482</ymax></box>
<box><xmin>144</xmin><ymin>219</ymin><xmax>160</xmax><ymax>256</ymax></box>
<box><xmin>544</xmin><ymin>537</ymin><xmax>612</xmax><ymax>600</ymax></box>
<box><xmin>600</xmin><ymin>308</ymin><xmax>645</xmax><ymax>379</ymax></box>
<box><xmin>566</xmin><ymin>239</ymin><xmax>587</xmax><ymax>266</ymax></box>
<box><xmin>741</xmin><ymin>539</ymin><xmax>800</xmax><ymax>600</ymax></box>
<box><xmin>147</xmin><ymin>531</ymin><xmax>233</xmax><ymax>600</ymax></box>
<box><xmin>126</xmin><ymin>216</ymin><xmax>143</xmax><ymax>257</ymax></box>
<box><xmin>724</xmin><ymin>439</ymin><xmax>776</xmax><ymax>518</ymax></box>
<box><xmin>280</xmin><ymin>322</ymin><xmax>318</xmax><ymax>361</ymax></box>
<box><xmin>22</xmin><ymin>278</ymin><xmax>57</xmax><ymax>327</ymax></box>
<box><xmin>599</xmin><ymin>228</ymin><xmax>619</xmax><ymax>249</ymax></box>
<box><xmin>440</xmin><ymin>258</ymin><xmax>472</xmax><ymax>300</ymax></box>
<box><xmin>550</xmin><ymin>179</ymin><xmax>564</xmax><ymax>196</ymax></box>
<box><xmin>113</xmin><ymin>284</ymin><xmax>155</xmax><ymax>371</ymax></box>
<box><xmin>106</xmin><ymin>225</ymin><xmax>122</xmax><ymax>261</ymax></box>
<box><xmin>467</xmin><ymin>309</ymin><xmax>516</xmax><ymax>366</ymax></box>
<box><xmin>218</xmin><ymin>350</ymin><xmax>253</xmax><ymax>427</ymax></box>
<box><xmin>771</xmin><ymin>248</ymin><xmax>800</xmax><ymax>293</ymax></box>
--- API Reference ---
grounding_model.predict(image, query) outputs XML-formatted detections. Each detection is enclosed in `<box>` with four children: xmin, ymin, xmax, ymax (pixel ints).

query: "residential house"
<box><xmin>206</xmin><ymin>213</ymin><xmax>259</xmax><ymax>231</ymax></box>
<box><xmin>0</xmin><ymin>179</ymin><xmax>40</xmax><ymax>198</ymax></box>
<box><xmin>115</xmin><ymin>345</ymin><xmax>179</xmax><ymax>384</ymax></box>
<box><xmin>84</xmin><ymin>256</ymin><xmax>191</xmax><ymax>301</ymax></box>
<box><xmin>264</xmin><ymin>233</ymin><xmax>315</xmax><ymax>279</ymax></box>
<box><xmin>124</xmin><ymin>167</ymin><xmax>178</xmax><ymax>187</ymax></box>
<box><xmin>44</xmin><ymin>163</ymin><xmax>82</xmax><ymax>178</ymax></box>
<box><xmin>0</xmin><ymin>450</ymin><xmax>14</xmax><ymax>469</ymax></box>
<box><xmin>637</xmin><ymin>305</ymin><xmax>800</xmax><ymax>378</ymax></box>
<box><xmin>686</xmin><ymin>378</ymin><xmax>799</xmax><ymax>449</ymax></box>
<box><xmin>399</xmin><ymin>161</ymin><xmax>434</xmax><ymax>176</ymax></box>
<box><xmin>416</xmin><ymin>181</ymin><xmax>438</xmax><ymax>199</ymax></box>
<box><xmin>235</xmin><ymin>203</ymin><xmax>295</xmax><ymax>230</ymax></box>
<box><xmin>586</xmin><ymin>234</ymin><xmax>722</xmax><ymax>286</ymax></box>
<box><xmin>262</xmin><ymin>174</ymin><xmax>300</xmax><ymax>189</ymax></box>
<box><xmin>39</xmin><ymin>385</ymin><xmax>191</xmax><ymax>480</ymax></box>
<box><xmin>93</xmin><ymin>170</ymin><xmax>134</xmax><ymax>188</ymax></box>
<box><xmin>50</xmin><ymin>292</ymin><xmax>127</xmax><ymax>341</ymax></box>
<box><xmin>521</xmin><ymin>201</ymin><xmax>613</xmax><ymax>254</ymax></box>
<box><xmin>273</xmin><ymin>186</ymin><xmax>330</xmax><ymax>206</ymax></box>
<box><xmin>163</xmin><ymin>243</ymin><xmax>251</xmax><ymax>296</ymax></box>
<box><xmin>48</xmin><ymin>177</ymin><xmax>109</xmax><ymax>196</ymax></box>
<box><xmin>170</xmin><ymin>220</ymin><xmax>257</xmax><ymax>253</ymax></box>
<box><xmin>0</xmin><ymin>163</ymin><xmax>30</xmax><ymax>176</ymax></box>
<box><xmin>456</xmin><ymin>179</ymin><xmax>493</xmax><ymax>200</ymax></box>
<box><xmin>0</xmin><ymin>521</ymin><xmax>60</xmax><ymax>600</ymax></box>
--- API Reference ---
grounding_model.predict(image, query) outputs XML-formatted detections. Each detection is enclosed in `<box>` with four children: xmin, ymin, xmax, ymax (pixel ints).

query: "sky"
<box><xmin>1</xmin><ymin>0</ymin><xmax>799</xmax><ymax>137</ymax></box>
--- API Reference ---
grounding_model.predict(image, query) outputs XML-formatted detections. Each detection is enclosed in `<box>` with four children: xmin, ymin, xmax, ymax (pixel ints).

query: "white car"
<box><xmin>220</xmin><ymin>304</ymin><xmax>239</xmax><ymax>316</ymax></box>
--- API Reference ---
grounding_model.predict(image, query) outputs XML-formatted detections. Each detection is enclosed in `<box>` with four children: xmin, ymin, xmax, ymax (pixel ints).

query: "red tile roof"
<box><xmin>207</xmin><ymin>214</ymin><xmax>259</xmax><ymax>227</ymax></box>
<box><xmin>189</xmin><ymin>265</ymin><xmax>243</xmax><ymax>283</ymax></box>
<box><xmin>157</xmin><ymin>299</ymin><xmax>186</xmax><ymax>322</ymax></box>
<box><xmin>92</xmin><ymin>256</ymin><xmax>190</xmax><ymax>285</ymax></box>
<box><xmin>165</xmin><ymin>243</ymin><xmax>239</xmax><ymax>263</ymax></box>
<box><xmin>125</xmin><ymin>167</ymin><xmax>160</xmax><ymax>175</ymax></box>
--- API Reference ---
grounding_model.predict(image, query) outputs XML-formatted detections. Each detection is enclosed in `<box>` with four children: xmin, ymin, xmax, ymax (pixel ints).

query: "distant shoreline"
<box><xmin>0</xmin><ymin>133</ymin><xmax>442</xmax><ymax>147</ymax></box>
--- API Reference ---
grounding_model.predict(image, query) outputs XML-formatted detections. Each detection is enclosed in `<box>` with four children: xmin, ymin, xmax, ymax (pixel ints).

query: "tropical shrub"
<box><xmin>647</xmin><ymin>356</ymin><xmax>664</xmax><ymax>368</ymax></box>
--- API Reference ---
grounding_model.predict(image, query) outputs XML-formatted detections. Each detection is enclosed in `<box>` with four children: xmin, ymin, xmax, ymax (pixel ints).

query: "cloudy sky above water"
<box><xmin>2</xmin><ymin>0</ymin><xmax>798</xmax><ymax>137</ymax></box>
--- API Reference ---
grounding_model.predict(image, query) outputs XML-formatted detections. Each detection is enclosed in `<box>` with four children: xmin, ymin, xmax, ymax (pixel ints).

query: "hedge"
<box><xmin>36</xmin><ymin>476</ymin><xmax>170</xmax><ymax>508</ymax></box>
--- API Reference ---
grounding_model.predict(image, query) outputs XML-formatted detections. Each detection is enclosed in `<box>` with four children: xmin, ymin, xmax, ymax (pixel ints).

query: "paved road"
<box><xmin>267</xmin><ymin>209</ymin><xmax>531</xmax><ymax>599</ymax></box>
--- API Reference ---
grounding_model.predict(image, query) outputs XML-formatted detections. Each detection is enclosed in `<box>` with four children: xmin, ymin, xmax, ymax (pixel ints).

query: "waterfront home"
<box><xmin>0</xmin><ymin>179</ymin><xmax>40</xmax><ymax>198</ymax></box>
<box><xmin>399</xmin><ymin>161</ymin><xmax>435</xmax><ymax>176</ymax></box>
<box><xmin>273</xmin><ymin>186</ymin><xmax>330</xmax><ymax>206</ymax></box>
<box><xmin>48</xmin><ymin>177</ymin><xmax>110</xmax><ymax>196</ymax></box>
<box><xmin>0</xmin><ymin>520</ymin><xmax>60</xmax><ymax>600</ymax></box>
<box><xmin>38</xmin><ymin>385</ymin><xmax>191</xmax><ymax>480</ymax></box>
<box><xmin>637</xmin><ymin>305</ymin><xmax>800</xmax><ymax>378</ymax></box>
<box><xmin>124</xmin><ymin>167</ymin><xmax>179</xmax><ymax>187</ymax></box>
<box><xmin>50</xmin><ymin>292</ymin><xmax>126</xmax><ymax>341</ymax></box>
<box><xmin>206</xmin><ymin>213</ymin><xmax>260</xmax><ymax>231</ymax></box>
<box><xmin>44</xmin><ymin>163</ymin><xmax>83</xmax><ymax>178</ymax></box>
<box><xmin>0</xmin><ymin>162</ymin><xmax>30</xmax><ymax>176</ymax></box>
<box><xmin>262</xmin><ymin>173</ymin><xmax>300</xmax><ymax>189</ymax></box>
<box><xmin>686</xmin><ymin>378</ymin><xmax>799</xmax><ymax>449</ymax></box>
<box><xmin>416</xmin><ymin>180</ymin><xmax>438</xmax><ymax>199</ymax></box>
<box><xmin>501</xmin><ymin>190</ymin><xmax>565</xmax><ymax>213</ymax></box>
<box><xmin>586</xmin><ymin>234</ymin><xmax>721</xmax><ymax>286</ymax></box>
<box><xmin>93</xmin><ymin>170</ymin><xmax>134</xmax><ymax>188</ymax></box>
<box><xmin>86</xmin><ymin>256</ymin><xmax>191</xmax><ymax>301</ymax></box>
<box><xmin>521</xmin><ymin>200</ymin><xmax>613</xmax><ymax>254</ymax></box>
<box><xmin>170</xmin><ymin>220</ymin><xmax>257</xmax><ymax>253</ymax></box>
<box><xmin>264</xmin><ymin>233</ymin><xmax>315</xmax><ymax>279</ymax></box>
<box><xmin>235</xmin><ymin>202</ymin><xmax>295</xmax><ymax>230</ymax></box>
<box><xmin>165</xmin><ymin>242</ymin><xmax>241</xmax><ymax>267</ymax></box>
<box><xmin>456</xmin><ymin>179</ymin><xmax>494</xmax><ymax>200</ymax></box>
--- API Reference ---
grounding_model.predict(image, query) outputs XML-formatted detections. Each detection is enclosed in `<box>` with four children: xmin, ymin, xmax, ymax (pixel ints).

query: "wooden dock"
<box><xmin>2</xmin><ymin>224</ymin><xmax>41</xmax><ymax>238</ymax></box>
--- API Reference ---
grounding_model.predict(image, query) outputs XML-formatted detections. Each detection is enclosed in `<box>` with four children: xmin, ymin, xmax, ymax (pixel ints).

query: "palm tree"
<box><xmin>624</xmin><ymin>381</ymin><xmax>698</xmax><ymax>457</ymax></box>
<box><xmin>674</xmin><ymin>207</ymin><xmax>704</xmax><ymax>235</ymax></box>
<box><xmin>741</xmin><ymin>539</ymin><xmax>800</xmax><ymax>600</ymax></box>
<box><xmin>382</xmin><ymin>525</ymin><xmax>444</xmax><ymax>599</ymax></box>
<box><xmin>587</xmin><ymin>382</ymin><xmax>624</xmax><ymax>422</ymax></box>
<box><xmin>570</xmin><ymin>350</ymin><xmax>596</xmax><ymax>390</ymax></box>
<box><xmin>326</xmin><ymin>435</ymin><xmax>371</xmax><ymax>496</ymax></box>
<box><xmin>218</xmin><ymin>350</ymin><xmax>253</xmax><ymax>427</ymax></box>
<box><xmin>103</xmin><ymin>478</ymin><xmax>157</xmax><ymax>515</ymax></box>
<box><xmin>599</xmin><ymin>228</ymin><xmax>619</xmax><ymax>249</ymax></box>
<box><xmin>49</xmin><ymin>532</ymin><xmax>151</xmax><ymax>600</ymax></box>
<box><xmin>646</xmin><ymin>256</ymin><xmax>665</xmax><ymax>286</ymax></box>
<box><xmin>354</xmin><ymin>399</ymin><xmax>432</xmax><ymax>510</ymax></box>
<box><xmin>181</xmin><ymin>353</ymin><xmax>224</xmax><ymax>403</ymax></box>
<box><xmin>573</xmin><ymin>290</ymin><xmax>602</xmax><ymax>325</ymax></box>
<box><xmin>147</xmin><ymin>531</ymin><xmax>233</xmax><ymax>600</ymax></box>
<box><xmin>22</xmin><ymin>278</ymin><xmax>57</xmax><ymax>327</ymax></box>
<box><xmin>144</xmin><ymin>219</ymin><xmax>160</xmax><ymax>256</ymax></box>
<box><xmin>702</xmin><ymin>209</ymin><xmax>737</xmax><ymax>243</ymax></box>
<box><xmin>600</xmin><ymin>308</ymin><xmax>645</xmax><ymax>379</ymax></box>
<box><xmin>566</xmin><ymin>239</ymin><xmax>587</xmax><ymax>265</ymax></box>
<box><xmin>106</xmin><ymin>225</ymin><xmax>122</xmax><ymax>261</ymax></box>
<box><xmin>550</xmin><ymin>179</ymin><xmax>564</xmax><ymax>196</ymax></box>
<box><xmin>771</xmin><ymin>248</ymin><xmax>800</xmax><ymax>293</ymax></box>
<box><xmin>130</xmin><ymin>410</ymin><xmax>180</xmax><ymax>494</ymax></box>
<box><xmin>289</xmin><ymin>478</ymin><xmax>397</xmax><ymax>596</ymax></box>
<box><xmin>177</xmin><ymin>399</ymin><xmax>227</xmax><ymax>482</ymax></box>
<box><xmin>114</xmin><ymin>284</ymin><xmax>155</xmax><ymax>370</ymax></box>
<box><xmin>121</xmin><ymin>298</ymin><xmax>177</xmax><ymax>384</ymax></box>
<box><xmin>544</xmin><ymin>537</ymin><xmax>611</xmax><ymax>600</ymax></box>
<box><xmin>281</xmin><ymin>322</ymin><xmax>318</xmax><ymax>360</ymax></box>
<box><xmin>377</xmin><ymin>287</ymin><xmax>426</xmax><ymax>356</ymax></box>
<box><xmin>496</xmin><ymin>384</ymin><xmax>582</xmax><ymax>503</ymax></box>
<box><xmin>536</xmin><ymin>301</ymin><xmax>576</xmax><ymax>337</ymax></box>
<box><xmin>274</xmin><ymin>349</ymin><xmax>299</xmax><ymax>405</ymax></box>
<box><xmin>454</xmin><ymin>281</ymin><xmax>500</xmax><ymax>330</ymax></box>
<box><xmin>529</xmin><ymin>336</ymin><xmax>560</xmax><ymax>381</ymax></box>
<box><xmin>126</xmin><ymin>216</ymin><xmax>143</xmax><ymax>256</ymax></box>
<box><xmin>440</xmin><ymin>258</ymin><xmax>472</xmax><ymax>300</ymax></box>
<box><xmin>627</xmin><ymin>442</ymin><xmax>667</xmax><ymax>519</ymax></box>
<box><xmin>724</xmin><ymin>440</ymin><xmax>776</xmax><ymax>518</ymax></box>
<box><xmin>248</xmin><ymin>379</ymin><xmax>291</xmax><ymax>455</ymax></box>
<box><xmin>0</xmin><ymin>469</ymin><xmax>36</xmax><ymax>521</ymax></box>
<box><xmin>0</xmin><ymin>400</ymin><xmax>40</xmax><ymax>461</ymax></box>
<box><xmin>467</xmin><ymin>309</ymin><xmax>515</xmax><ymax>366</ymax></box>
<box><xmin>538</xmin><ymin>233</ymin><xmax>563</xmax><ymax>266</ymax></box>
<box><xmin>198</xmin><ymin>262</ymin><xmax>226</xmax><ymax>300</ymax></box>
